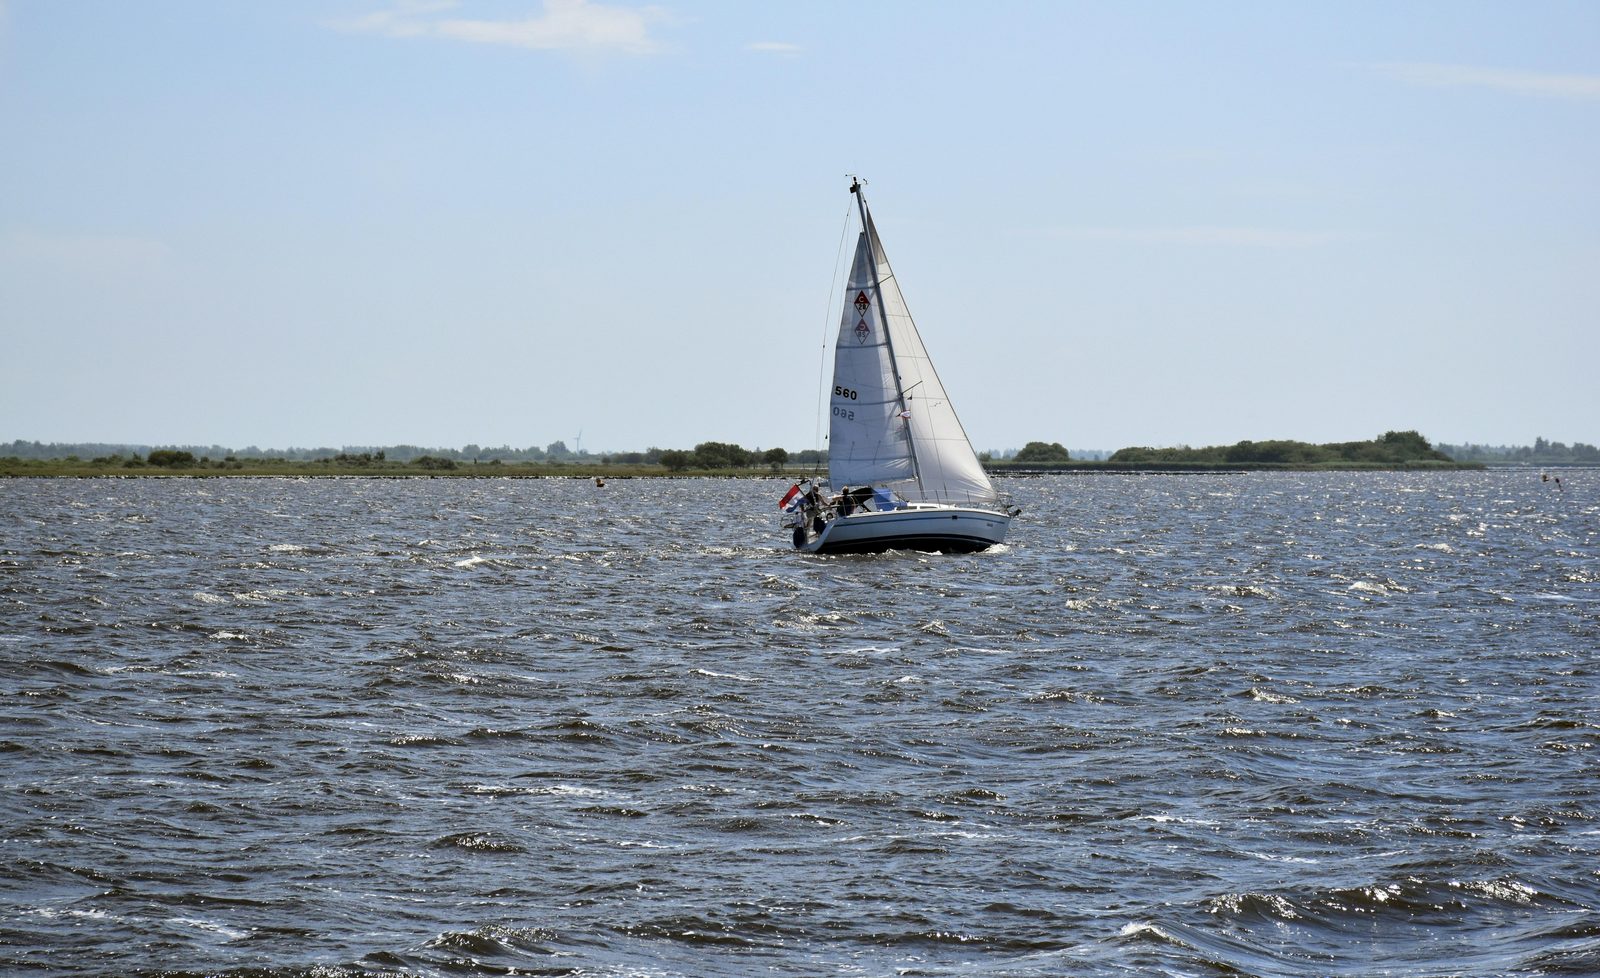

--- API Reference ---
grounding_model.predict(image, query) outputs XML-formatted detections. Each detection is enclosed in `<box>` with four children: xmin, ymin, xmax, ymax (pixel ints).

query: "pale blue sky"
<box><xmin>3</xmin><ymin>1</ymin><xmax>1596</xmax><ymax>453</ymax></box>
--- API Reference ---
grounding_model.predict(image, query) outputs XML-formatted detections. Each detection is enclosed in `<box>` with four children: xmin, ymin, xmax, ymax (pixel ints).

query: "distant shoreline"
<box><xmin>1</xmin><ymin>459</ymin><xmax>1494</xmax><ymax>479</ymax></box>
<box><xmin>990</xmin><ymin>461</ymin><xmax>1486</xmax><ymax>474</ymax></box>
<box><xmin>7</xmin><ymin>431</ymin><xmax>1592</xmax><ymax>474</ymax></box>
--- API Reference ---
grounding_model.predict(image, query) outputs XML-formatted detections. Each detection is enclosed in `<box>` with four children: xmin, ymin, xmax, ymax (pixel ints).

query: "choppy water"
<box><xmin>2</xmin><ymin>471</ymin><xmax>1597</xmax><ymax>978</ymax></box>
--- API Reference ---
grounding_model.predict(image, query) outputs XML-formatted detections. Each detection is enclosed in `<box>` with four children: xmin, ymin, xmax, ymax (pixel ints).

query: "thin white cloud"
<box><xmin>747</xmin><ymin>41</ymin><xmax>801</xmax><ymax>55</ymax></box>
<box><xmin>1049</xmin><ymin>226</ymin><xmax>1357</xmax><ymax>249</ymax></box>
<box><xmin>336</xmin><ymin>0</ymin><xmax>666</xmax><ymax>55</ymax></box>
<box><xmin>1374</xmin><ymin>62</ymin><xmax>1600</xmax><ymax>101</ymax></box>
<box><xmin>338</xmin><ymin>1</ymin><xmax>455</xmax><ymax>39</ymax></box>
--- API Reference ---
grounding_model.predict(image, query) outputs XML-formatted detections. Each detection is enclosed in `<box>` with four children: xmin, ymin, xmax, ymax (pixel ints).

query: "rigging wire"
<box><xmin>812</xmin><ymin>194</ymin><xmax>858</xmax><ymax>477</ymax></box>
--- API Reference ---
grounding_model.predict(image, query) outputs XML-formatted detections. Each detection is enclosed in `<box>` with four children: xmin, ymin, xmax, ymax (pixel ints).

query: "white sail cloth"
<box><xmin>827</xmin><ymin>207</ymin><xmax>997</xmax><ymax>506</ymax></box>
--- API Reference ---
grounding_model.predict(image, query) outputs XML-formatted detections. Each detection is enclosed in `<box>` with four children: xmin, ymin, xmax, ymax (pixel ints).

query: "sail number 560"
<box><xmin>833</xmin><ymin>386</ymin><xmax>859</xmax><ymax>400</ymax></box>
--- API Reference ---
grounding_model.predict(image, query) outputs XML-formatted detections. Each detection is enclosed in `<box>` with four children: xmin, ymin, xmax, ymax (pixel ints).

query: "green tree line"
<box><xmin>1</xmin><ymin>439</ymin><xmax>827</xmax><ymax>468</ymax></box>
<box><xmin>1</xmin><ymin>440</ymin><xmax>832</xmax><ymax>475</ymax></box>
<box><xmin>1437</xmin><ymin>437</ymin><xmax>1600</xmax><ymax>464</ymax></box>
<box><xmin>1108</xmin><ymin>430</ymin><xmax>1456</xmax><ymax>466</ymax></box>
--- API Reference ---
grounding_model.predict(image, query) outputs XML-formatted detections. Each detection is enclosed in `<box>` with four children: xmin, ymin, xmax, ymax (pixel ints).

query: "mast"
<box><xmin>850</xmin><ymin>177</ymin><xmax>924</xmax><ymax>493</ymax></box>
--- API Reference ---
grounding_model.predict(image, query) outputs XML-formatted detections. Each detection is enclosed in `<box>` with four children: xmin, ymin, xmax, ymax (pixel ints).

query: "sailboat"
<box><xmin>782</xmin><ymin>179</ymin><xmax>1016</xmax><ymax>554</ymax></box>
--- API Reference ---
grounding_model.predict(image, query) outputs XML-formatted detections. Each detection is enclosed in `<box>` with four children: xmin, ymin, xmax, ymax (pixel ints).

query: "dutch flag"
<box><xmin>779</xmin><ymin>481</ymin><xmax>808</xmax><ymax>511</ymax></box>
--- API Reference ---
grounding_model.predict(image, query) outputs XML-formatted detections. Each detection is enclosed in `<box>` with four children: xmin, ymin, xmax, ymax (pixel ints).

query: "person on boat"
<box><xmin>837</xmin><ymin>486</ymin><xmax>875</xmax><ymax>515</ymax></box>
<box><xmin>799</xmin><ymin>484</ymin><xmax>827</xmax><ymax>534</ymax></box>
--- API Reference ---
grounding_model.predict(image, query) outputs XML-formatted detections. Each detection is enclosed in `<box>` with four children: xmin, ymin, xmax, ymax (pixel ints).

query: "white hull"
<box><xmin>794</xmin><ymin>505</ymin><xmax>1010</xmax><ymax>554</ymax></box>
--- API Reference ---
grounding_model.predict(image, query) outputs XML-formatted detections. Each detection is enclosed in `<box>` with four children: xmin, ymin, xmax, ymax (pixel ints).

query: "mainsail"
<box><xmin>827</xmin><ymin>195</ymin><xmax>997</xmax><ymax>506</ymax></box>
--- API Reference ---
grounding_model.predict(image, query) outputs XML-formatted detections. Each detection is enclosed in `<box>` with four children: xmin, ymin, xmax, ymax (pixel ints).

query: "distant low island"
<box><xmin>5</xmin><ymin>431</ymin><xmax>1587</xmax><ymax>478</ymax></box>
<box><xmin>1004</xmin><ymin>430</ymin><xmax>1472</xmax><ymax>471</ymax></box>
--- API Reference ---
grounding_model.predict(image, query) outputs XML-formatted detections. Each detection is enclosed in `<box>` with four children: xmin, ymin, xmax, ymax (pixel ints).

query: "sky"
<box><xmin>2</xmin><ymin>1</ymin><xmax>1597</xmax><ymax>454</ymax></box>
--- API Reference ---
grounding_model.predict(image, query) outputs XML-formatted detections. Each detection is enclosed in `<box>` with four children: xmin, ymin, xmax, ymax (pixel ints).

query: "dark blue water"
<box><xmin>2</xmin><ymin>472</ymin><xmax>1597</xmax><ymax>977</ymax></box>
